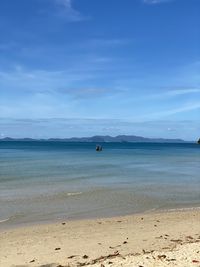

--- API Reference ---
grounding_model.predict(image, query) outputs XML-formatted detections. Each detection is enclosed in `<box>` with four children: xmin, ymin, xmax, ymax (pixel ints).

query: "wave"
<box><xmin>66</xmin><ymin>192</ymin><xmax>82</xmax><ymax>196</ymax></box>
<box><xmin>42</xmin><ymin>191</ymin><xmax>83</xmax><ymax>200</ymax></box>
<box><xmin>0</xmin><ymin>212</ymin><xmax>29</xmax><ymax>225</ymax></box>
<box><xmin>0</xmin><ymin>190</ymin><xmax>84</xmax><ymax>202</ymax></box>
<box><xmin>0</xmin><ymin>218</ymin><xmax>10</xmax><ymax>223</ymax></box>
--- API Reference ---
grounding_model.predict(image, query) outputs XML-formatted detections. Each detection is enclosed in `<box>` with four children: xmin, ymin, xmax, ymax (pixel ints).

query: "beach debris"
<box><xmin>109</xmin><ymin>245</ymin><xmax>121</xmax><ymax>249</ymax></box>
<box><xmin>55</xmin><ymin>247</ymin><xmax>61</xmax><ymax>250</ymax></box>
<box><xmin>92</xmin><ymin>251</ymin><xmax>120</xmax><ymax>264</ymax></box>
<box><xmin>157</xmin><ymin>254</ymin><xmax>166</xmax><ymax>260</ymax></box>
<box><xmin>123</xmin><ymin>241</ymin><xmax>128</xmax><ymax>244</ymax></box>
<box><xmin>166</xmin><ymin>258</ymin><xmax>176</xmax><ymax>261</ymax></box>
<box><xmin>117</xmin><ymin>220</ymin><xmax>122</xmax><ymax>223</ymax></box>
<box><xmin>76</xmin><ymin>251</ymin><xmax>122</xmax><ymax>266</ymax></box>
<box><xmin>154</xmin><ymin>224</ymin><xmax>157</xmax><ymax>227</ymax></box>
<box><xmin>77</xmin><ymin>262</ymin><xmax>86</xmax><ymax>266</ymax></box>
<box><xmin>186</xmin><ymin>235</ymin><xmax>194</xmax><ymax>240</ymax></box>
<box><xmin>68</xmin><ymin>255</ymin><xmax>77</xmax><ymax>259</ymax></box>
<box><xmin>29</xmin><ymin>259</ymin><xmax>35</xmax><ymax>263</ymax></box>
<box><xmin>62</xmin><ymin>222</ymin><xmax>66</xmax><ymax>225</ymax></box>
<box><xmin>100</xmin><ymin>264</ymin><xmax>105</xmax><ymax>267</ymax></box>
<box><xmin>141</xmin><ymin>217</ymin><xmax>144</xmax><ymax>220</ymax></box>
<box><xmin>142</xmin><ymin>249</ymin><xmax>154</xmax><ymax>254</ymax></box>
<box><xmin>192</xmin><ymin>260</ymin><xmax>200</xmax><ymax>263</ymax></box>
<box><xmin>82</xmin><ymin>255</ymin><xmax>89</xmax><ymax>259</ymax></box>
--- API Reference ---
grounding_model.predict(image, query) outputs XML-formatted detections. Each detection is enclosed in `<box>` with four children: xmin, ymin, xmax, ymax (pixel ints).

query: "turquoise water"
<box><xmin>0</xmin><ymin>142</ymin><xmax>200</xmax><ymax>226</ymax></box>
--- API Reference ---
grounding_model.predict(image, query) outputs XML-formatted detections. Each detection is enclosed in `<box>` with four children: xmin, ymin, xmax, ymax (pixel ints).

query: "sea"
<box><xmin>0</xmin><ymin>141</ymin><xmax>200</xmax><ymax>227</ymax></box>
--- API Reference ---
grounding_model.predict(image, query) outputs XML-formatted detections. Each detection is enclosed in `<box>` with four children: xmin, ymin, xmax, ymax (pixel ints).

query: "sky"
<box><xmin>0</xmin><ymin>0</ymin><xmax>200</xmax><ymax>140</ymax></box>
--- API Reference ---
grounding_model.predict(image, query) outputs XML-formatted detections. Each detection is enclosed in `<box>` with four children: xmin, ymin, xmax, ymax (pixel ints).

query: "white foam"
<box><xmin>0</xmin><ymin>218</ymin><xmax>10</xmax><ymax>223</ymax></box>
<box><xmin>67</xmin><ymin>192</ymin><xmax>82</xmax><ymax>196</ymax></box>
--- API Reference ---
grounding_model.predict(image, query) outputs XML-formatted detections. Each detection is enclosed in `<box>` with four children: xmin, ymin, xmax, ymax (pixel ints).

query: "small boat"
<box><xmin>197</xmin><ymin>138</ymin><xmax>200</xmax><ymax>144</ymax></box>
<box><xmin>96</xmin><ymin>145</ymin><xmax>103</xmax><ymax>151</ymax></box>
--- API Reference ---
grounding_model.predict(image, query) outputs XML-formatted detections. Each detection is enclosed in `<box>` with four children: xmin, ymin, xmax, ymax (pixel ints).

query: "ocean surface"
<box><xmin>0</xmin><ymin>141</ymin><xmax>200</xmax><ymax>227</ymax></box>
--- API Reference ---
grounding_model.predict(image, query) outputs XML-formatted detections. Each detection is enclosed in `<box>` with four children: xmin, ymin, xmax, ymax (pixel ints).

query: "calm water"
<box><xmin>0</xmin><ymin>141</ymin><xmax>200</xmax><ymax>226</ymax></box>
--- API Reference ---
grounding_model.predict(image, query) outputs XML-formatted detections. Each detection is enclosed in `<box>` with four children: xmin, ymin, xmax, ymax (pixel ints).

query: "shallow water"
<box><xmin>0</xmin><ymin>141</ymin><xmax>200</xmax><ymax>226</ymax></box>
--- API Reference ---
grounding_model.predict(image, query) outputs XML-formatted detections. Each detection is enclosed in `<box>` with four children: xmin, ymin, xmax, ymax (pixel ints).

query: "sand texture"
<box><xmin>0</xmin><ymin>210</ymin><xmax>200</xmax><ymax>267</ymax></box>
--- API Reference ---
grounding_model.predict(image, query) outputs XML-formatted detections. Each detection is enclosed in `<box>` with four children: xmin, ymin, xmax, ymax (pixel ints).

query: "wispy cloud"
<box><xmin>143</xmin><ymin>0</ymin><xmax>173</xmax><ymax>4</ymax></box>
<box><xmin>0</xmin><ymin>63</ymin><xmax>120</xmax><ymax>100</ymax></box>
<box><xmin>0</xmin><ymin>67</ymin><xmax>95</xmax><ymax>94</ymax></box>
<box><xmin>0</xmin><ymin>42</ymin><xmax>18</xmax><ymax>51</ymax></box>
<box><xmin>165</xmin><ymin>88</ymin><xmax>200</xmax><ymax>96</ymax></box>
<box><xmin>58</xmin><ymin>87</ymin><xmax>110</xmax><ymax>99</ymax></box>
<box><xmin>147</xmin><ymin>102</ymin><xmax>200</xmax><ymax>119</ymax></box>
<box><xmin>53</xmin><ymin>0</ymin><xmax>85</xmax><ymax>21</ymax></box>
<box><xmin>148</xmin><ymin>88</ymin><xmax>200</xmax><ymax>100</ymax></box>
<box><xmin>87</xmin><ymin>38</ymin><xmax>130</xmax><ymax>47</ymax></box>
<box><xmin>56</xmin><ymin>0</ymin><xmax>71</xmax><ymax>8</ymax></box>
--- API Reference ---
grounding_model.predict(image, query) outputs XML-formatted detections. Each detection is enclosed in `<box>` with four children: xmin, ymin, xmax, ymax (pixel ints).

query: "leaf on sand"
<box><xmin>192</xmin><ymin>260</ymin><xmax>199</xmax><ymax>263</ymax></box>
<box><xmin>68</xmin><ymin>255</ymin><xmax>77</xmax><ymax>259</ymax></box>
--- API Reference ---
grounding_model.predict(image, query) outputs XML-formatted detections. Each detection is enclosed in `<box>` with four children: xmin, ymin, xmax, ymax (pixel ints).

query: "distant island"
<box><xmin>0</xmin><ymin>135</ymin><xmax>187</xmax><ymax>143</ymax></box>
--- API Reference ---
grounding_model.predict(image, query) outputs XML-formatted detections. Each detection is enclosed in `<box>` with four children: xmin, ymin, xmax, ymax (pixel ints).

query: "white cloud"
<box><xmin>166</xmin><ymin>88</ymin><xmax>200</xmax><ymax>96</ymax></box>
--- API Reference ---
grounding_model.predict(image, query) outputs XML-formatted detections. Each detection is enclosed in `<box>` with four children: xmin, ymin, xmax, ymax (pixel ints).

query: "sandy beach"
<box><xmin>1</xmin><ymin>209</ymin><xmax>200</xmax><ymax>267</ymax></box>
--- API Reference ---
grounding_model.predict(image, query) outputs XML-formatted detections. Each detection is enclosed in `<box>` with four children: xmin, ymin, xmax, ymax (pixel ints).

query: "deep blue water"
<box><xmin>0</xmin><ymin>141</ymin><xmax>200</xmax><ymax>226</ymax></box>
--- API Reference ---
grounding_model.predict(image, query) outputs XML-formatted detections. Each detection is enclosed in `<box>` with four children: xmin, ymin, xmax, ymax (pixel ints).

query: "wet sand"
<box><xmin>0</xmin><ymin>209</ymin><xmax>200</xmax><ymax>267</ymax></box>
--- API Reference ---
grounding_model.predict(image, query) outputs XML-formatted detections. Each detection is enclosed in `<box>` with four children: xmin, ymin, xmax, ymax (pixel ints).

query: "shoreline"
<box><xmin>1</xmin><ymin>205</ymin><xmax>200</xmax><ymax>231</ymax></box>
<box><xmin>1</xmin><ymin>209</ymin><xmax>200</xmax><ymax>267</ymax></box>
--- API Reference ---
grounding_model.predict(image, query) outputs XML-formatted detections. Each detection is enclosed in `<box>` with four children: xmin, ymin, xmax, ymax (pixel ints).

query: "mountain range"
<box><xmin>0</xmin><ymin>135</ymin><xmax>186</xmax><ymax>143</ymax></box>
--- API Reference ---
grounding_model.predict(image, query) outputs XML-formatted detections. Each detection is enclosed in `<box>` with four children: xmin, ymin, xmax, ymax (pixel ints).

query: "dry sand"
<box><xmin>0</xmin><ymin>209</ymin><xmax>200</xmax><ymax>267</ymax></box>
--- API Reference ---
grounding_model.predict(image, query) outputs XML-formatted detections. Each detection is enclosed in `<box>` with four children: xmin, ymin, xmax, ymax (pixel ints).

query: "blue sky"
<box><xmin>0</xmin><ymin>0</ymin><xmax>200</xmax><ymax>140</ymax></box>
